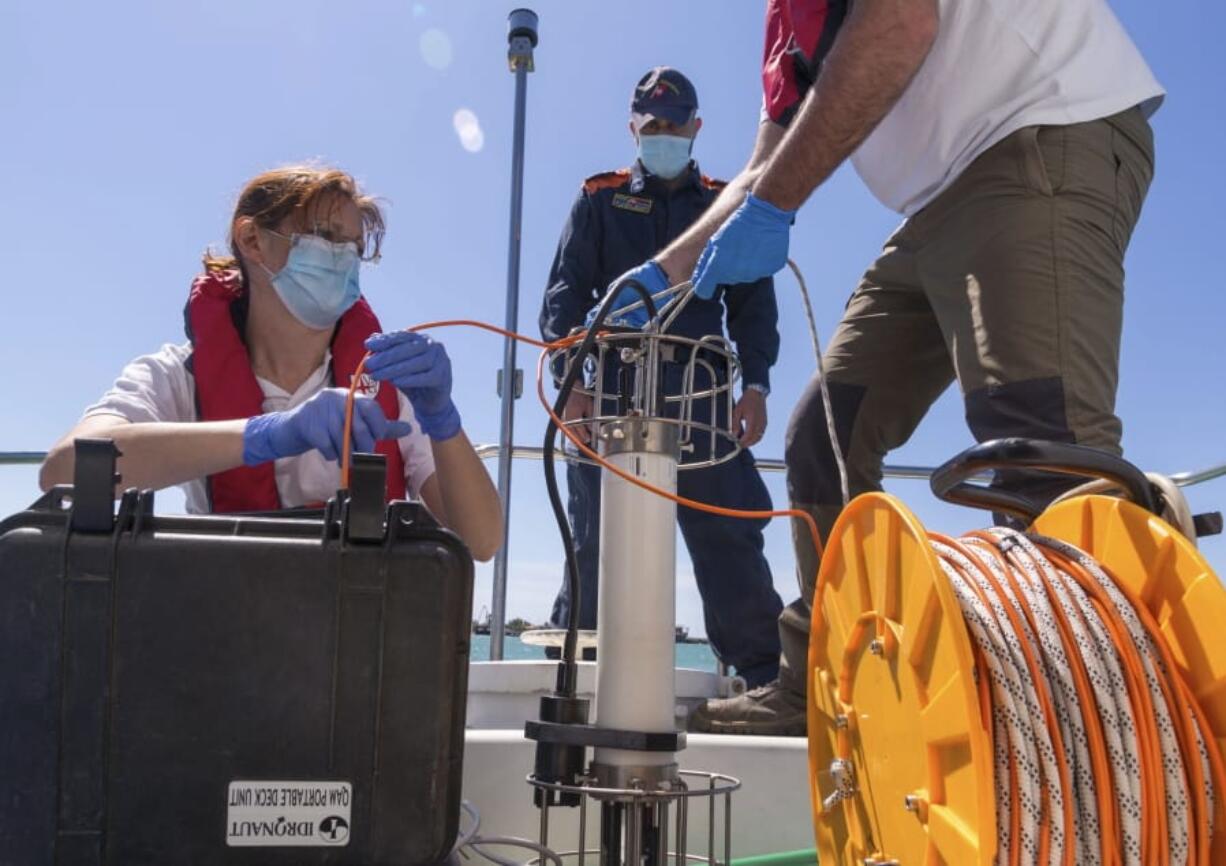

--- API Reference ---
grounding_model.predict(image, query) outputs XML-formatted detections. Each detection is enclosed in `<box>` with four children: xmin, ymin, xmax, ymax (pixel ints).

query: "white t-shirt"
<box><xmin>83</xmin><ymin>343</ymin><xmax>436</xmax><ymax>514</ymax></box>
<box><xmin>852</xmin><ymin>0</ymin><xmax>1164</xmax><ymax>215</ymax></box>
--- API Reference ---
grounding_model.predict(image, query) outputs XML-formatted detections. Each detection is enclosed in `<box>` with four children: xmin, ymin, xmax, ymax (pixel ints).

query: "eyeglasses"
<box><xmin>263</xmin><ymin>227</ymin><xmax>379</xmax><ymax>264</ymax></box>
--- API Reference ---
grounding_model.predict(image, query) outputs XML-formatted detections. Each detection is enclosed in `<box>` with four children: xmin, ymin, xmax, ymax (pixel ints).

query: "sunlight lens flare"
<box><xmin>453</xmin><ymin>108</ymin><xmax>485</xmax><ymax>153</ymax></box>
<box><xmin>419</xmin><ymin>28</ymin><xmax>452</xmax><ymax>70</ymax></box>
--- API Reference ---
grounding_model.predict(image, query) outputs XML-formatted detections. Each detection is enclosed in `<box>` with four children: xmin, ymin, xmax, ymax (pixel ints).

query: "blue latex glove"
<box><xmin>363</xmin><ymin>331</ymin><xmax>462</xmax><ymax>441</ymax></box>
<box><xmin>690</xmin><ymin>193</ymin><xmax>796</xmax><ymax>300</ymax></box>
<box><xmin>584</xmin><ymin>261</ymin><xmax>672</xmax><ymax>329</ymax></box>
<box><xmin>242</xmin><ymin>388</ymin><xmax>412</xmax><ymax>465</ymax></box>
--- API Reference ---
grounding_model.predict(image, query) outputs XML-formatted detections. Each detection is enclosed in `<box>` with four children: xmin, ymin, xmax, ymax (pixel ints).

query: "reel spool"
<box><xmin>807</xmin><ymin>439</ymin><xmax>1226</xmax><ymax>865</ymax></box>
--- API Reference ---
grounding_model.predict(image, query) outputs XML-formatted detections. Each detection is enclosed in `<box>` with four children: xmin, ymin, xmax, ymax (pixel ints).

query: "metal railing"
<box><xmin>7</xmin><ymin>446</ymin><xmax>1223</xmax><ymax>486</ymax></box>
<box><xmin>0</xmin><ymin>446</ymin><xmax>1002</xmax><ymax>480</ymax></box>
<box><xmin>469</xmin><ymin>445</ymin><xmax>1226</xmax><ymax>487</ymax></box>
<box><xmin>0</xmin><ymin>452</ymin><xmax>45</xmax><ymax>466</ymax></box>
<box><xmin>1169</xmin><ymin>462</ymin><xmax>1226</xmax><ymax>487</ymax></box>
<box><xmin>5</xmin><ymin>446</ymin><xmax>1223</xmax><ymax>661</ymax></box>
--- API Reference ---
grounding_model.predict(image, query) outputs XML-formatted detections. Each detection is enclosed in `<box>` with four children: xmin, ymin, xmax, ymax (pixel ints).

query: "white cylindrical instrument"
<box><xmin>594</xmin><ymin>420</ymin><xmax>678</xmax><ymax>777</ymax></box>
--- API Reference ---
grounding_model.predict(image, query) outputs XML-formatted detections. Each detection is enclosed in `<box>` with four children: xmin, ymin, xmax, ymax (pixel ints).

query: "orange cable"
<box><xmin>1020</xmin><ymin>541</ymin><xmax>1124</xmax><ymax>866</ymax></box>
<box><xmin>1047</xmin><ymin>542</ymin><xmax>1222</xmax><ymax>865</ymax></box>
<box><xmin>530</xmin><ymin>340</ymin><xmax>824</xmax><ymax>571</ymax></box>
<box><xmin>947</xmin><ymin>528</ymin><xmax>1224</xmax><ymax>866</ymax></box>
<box><xmin>339</xmin><ymin>320</ymin><xmax>823</xmax><ymax>575</ymax></box>
<box><xmin>1046</xmin><ymin>546</ymin><xmax>1169</xmax><ymax>866</ymax></box>
<box><xmin>340</xmin><ymin>320</ymin><xmax>579</xmax><ymax>488</ymax></box>
<box><xmin>965</xmin><ymin>530</ymin><xmax>1123</xmax><ymax>865</ymax></box>
<box><xmin>933</xmin><ymin>533</ymin><xmax>1075</xmax><ymax>866</ymax></box>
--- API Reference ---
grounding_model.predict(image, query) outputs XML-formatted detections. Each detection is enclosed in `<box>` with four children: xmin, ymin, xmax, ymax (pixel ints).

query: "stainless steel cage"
<box><xmin>548</xmin><ymin>326</ymin><xmax>744</xmax><ymax>472</ymax></box>
<box><xmin>527</xmin><ymin>769</ymin><xmax>741</xmax><ymax>866</ymax></box>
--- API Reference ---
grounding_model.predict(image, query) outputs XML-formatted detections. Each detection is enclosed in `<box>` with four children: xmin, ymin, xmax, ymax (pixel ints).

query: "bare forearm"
<box><xmin>40</xmin><ymin>415</ymin><xmax>246</xmax><ymax>493</ymax></box>
<box><xmin>753</xmin><ymin>0</ymin><xmax>938</xmax><ymax>211</ymax></box>
<box><xmin>429</xmin><ymin>430</ymin><xmax>504</xmax><ymax>561</ymax></box>
<box><xmin>657</xmin><ymin>122</ymin><xmax>784</xmax><ymax>283</ymax></box>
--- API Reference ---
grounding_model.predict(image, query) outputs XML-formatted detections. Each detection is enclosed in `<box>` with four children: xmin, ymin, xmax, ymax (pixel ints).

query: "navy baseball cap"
<box><xmin>630</xmin><ymin>67</ymin><xmax>698</xmax><ymax>127</ymax></box>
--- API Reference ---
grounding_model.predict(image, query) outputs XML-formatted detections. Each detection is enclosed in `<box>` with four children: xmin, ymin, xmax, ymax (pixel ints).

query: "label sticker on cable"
<box><xmin>225</xmin><ymin>780</ymin><xmax>352</xmax><ymax>847</ymax></box>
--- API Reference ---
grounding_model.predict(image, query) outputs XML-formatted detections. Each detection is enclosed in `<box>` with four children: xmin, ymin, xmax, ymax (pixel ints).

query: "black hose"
<box><xmin>543</xmin><ymin>278</ymin><xmax>658</xmax><ymax>697</ymax></box>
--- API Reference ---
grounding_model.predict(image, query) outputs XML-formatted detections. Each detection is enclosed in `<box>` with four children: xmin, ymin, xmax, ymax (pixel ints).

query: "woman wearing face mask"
<box><xmin>40</xmin><ymin>165</ymin><xmax>503</xmax><ymax>561</ymax></box>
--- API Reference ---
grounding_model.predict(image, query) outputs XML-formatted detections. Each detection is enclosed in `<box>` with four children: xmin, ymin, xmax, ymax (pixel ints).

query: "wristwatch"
<box><xmin>746</xmin><ymin>383</ymin><xmax>770</xmax><ymax>398</ymax></box>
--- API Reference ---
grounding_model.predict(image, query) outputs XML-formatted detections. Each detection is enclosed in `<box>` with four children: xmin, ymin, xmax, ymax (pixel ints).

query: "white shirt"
<box><xmin>83</xmin><ymin>343</ymin><xmax>436</xmax><ymax>514</ymax></box>
<box><xmin>852</xmin><ymin>0</ymin><xmax>1164</xmax><ymax>215</ymax></box>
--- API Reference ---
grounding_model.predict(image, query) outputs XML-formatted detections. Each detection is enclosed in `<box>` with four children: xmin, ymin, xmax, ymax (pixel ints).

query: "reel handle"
<box><xmin>930</xmin><ymin>438</ymin><xmax>1158</xmax><ymax>522</ymax></box>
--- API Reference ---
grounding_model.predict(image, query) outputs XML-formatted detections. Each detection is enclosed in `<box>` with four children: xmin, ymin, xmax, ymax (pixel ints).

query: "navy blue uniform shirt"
<box><xmin>539</xmin><ymin>161</ymin><xmax>779</xmax><ymax>390</ymax></box>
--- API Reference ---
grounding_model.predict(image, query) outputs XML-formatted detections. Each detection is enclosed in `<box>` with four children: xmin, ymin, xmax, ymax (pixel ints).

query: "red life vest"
<box><xmin>185</xmin><ymin>267</ymin><xmax>407</xmax><ymax>513</ymax></box>
<box><xmin>762</xmin><ymin>0</ymin><xmax>849</xmax><ymax>126</ymax></box>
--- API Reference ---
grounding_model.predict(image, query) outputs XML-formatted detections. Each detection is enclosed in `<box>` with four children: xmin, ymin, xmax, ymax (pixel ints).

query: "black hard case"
<box><xmin>0</xmin><ymin>445</ymin><xmax>474</xmax><ymax>865</ymax></box>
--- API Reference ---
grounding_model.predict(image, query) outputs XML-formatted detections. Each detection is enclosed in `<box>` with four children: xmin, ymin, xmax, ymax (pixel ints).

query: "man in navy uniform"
<box><xmin>539</xmin><ymin>68</ymin><xmax>785</xmax><ymax>688</ymax></box>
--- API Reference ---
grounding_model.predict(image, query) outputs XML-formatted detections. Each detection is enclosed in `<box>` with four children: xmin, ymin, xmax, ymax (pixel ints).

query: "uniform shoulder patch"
<box><xmin>700</xmin><ymin>174</ymin><xmax>728</xmax><ymax>191</ymax></box>
<box><xmin>583</xmin><ymin>168</ymin><xmax>632</xmax><ymax>195</ymax></box>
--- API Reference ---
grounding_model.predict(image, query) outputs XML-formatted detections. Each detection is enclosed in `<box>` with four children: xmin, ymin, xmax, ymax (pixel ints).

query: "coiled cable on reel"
<box><xmin>809</xmin><ymin>484</ymin><xmax>1226</xmax><ymax>866</ymax></box>
<box><xmin>932</xmin><ymin>527</ymin><xmax>1219</xmax><ymax>865</ymax></box>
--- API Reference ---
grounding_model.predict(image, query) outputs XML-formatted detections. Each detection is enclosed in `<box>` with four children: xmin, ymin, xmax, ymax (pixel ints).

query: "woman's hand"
<box><xmin>242</xmin><ymin>388</ymin><xmax>411</xmax><ymax>464</ymax></box>
<box><xmin>363</xmin><ymin>332</ymin><xmax>462</xmax><ymax>441</ymax></box>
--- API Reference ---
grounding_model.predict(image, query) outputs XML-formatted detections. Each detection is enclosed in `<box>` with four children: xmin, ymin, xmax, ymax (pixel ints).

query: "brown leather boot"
<box><xmin>687</xmin><ymin>680</ymin><xmax>806</xmax><ymax>736</ymax></box>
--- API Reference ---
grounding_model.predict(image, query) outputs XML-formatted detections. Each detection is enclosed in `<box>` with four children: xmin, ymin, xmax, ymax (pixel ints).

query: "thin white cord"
<box><xmin>465</xmin><ymin>835</ymin><xmax>564</xmax><ymax>866</ymax></box>
<box><xmin>452</xmin><ymin>800</ymin><xmax>482</xmax><ymax>855</ymax></box>
<box><xmin>786</xmin><ymin>259</ymin><xmax>850</xmax><ymax>507</ymax></box>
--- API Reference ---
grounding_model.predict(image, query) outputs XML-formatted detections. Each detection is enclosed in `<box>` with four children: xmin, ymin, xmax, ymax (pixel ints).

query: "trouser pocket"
<box><xmin>1107</xmin><ymin>108</ymin><xmax>1156</xmax><ymax>255</ymax></box>
<box><xmin>1016</xmin><ymin>125</ymin><xmax>1058</xmax><ymax>196</ymax></box>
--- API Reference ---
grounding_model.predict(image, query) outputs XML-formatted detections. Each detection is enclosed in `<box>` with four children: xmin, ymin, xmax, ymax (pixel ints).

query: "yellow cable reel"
<box><xmin>807</xmin><ymin>488</ymin><xmax>1226</xmax><ymax>865</ymax></box>
<box><xmin>807</xmin><ymin>492</ymin><xmax>995</xmax><ymax>865</ymax></box>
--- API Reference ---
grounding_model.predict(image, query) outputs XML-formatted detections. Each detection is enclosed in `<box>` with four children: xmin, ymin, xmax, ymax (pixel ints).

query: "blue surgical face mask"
<box><xmin>638</xmin><ymin>133</ymin><xmax>693</xmax><ymax>180</ymax></box>
<box><xmin>262</xmin><ymin>233</ymin><xmax>362</xmax><ymax>330</ymax></box>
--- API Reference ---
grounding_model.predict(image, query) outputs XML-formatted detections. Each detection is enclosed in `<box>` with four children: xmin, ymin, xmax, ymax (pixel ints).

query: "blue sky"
<box><xmin>2</xmin><ymin>1</ymin><xmax>1222</xmax><ymax>642</ymax></box>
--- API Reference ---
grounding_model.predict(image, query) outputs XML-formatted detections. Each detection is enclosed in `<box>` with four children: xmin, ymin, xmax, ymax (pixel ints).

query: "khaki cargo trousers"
<box><xmin>778</xmin><ymin>106</ymin><xmax>1156</xmax><ymax>695</ymax></box>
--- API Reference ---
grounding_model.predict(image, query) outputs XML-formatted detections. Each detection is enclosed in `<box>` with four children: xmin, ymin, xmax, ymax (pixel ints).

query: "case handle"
<box><xmin>341</xmin><ymin>452</ymin><xmax>388</xmax><ymax>542</ymax></box>
<box><xmin>69</xmin><ymin>438</ymin><xmax>121</xmax><ymax>533</ymax></box>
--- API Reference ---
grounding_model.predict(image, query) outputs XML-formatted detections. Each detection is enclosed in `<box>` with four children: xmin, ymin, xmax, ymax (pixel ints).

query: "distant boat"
<box><xmin>473</xmin><ymin>606</ymin><xmax>491</xmax><ymax>636</ymax></box>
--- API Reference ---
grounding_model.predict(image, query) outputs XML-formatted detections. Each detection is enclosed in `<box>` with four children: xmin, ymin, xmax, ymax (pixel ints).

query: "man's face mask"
<box><xmin>638</xmin><ymin>133</ymin><xmax>693</xmax><ymax>180</ymax></box>
<box><xmin>262</xmin><ymin>232</ymin><xmax>362</xmax><ymax>330</ymax></box>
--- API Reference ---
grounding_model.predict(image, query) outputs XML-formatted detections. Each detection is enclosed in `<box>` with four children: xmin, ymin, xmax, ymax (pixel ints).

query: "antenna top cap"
<box><xmin>508</xmin><ymin>9</ymin><xmax>538</xmax><ymax>46</ymax></box>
